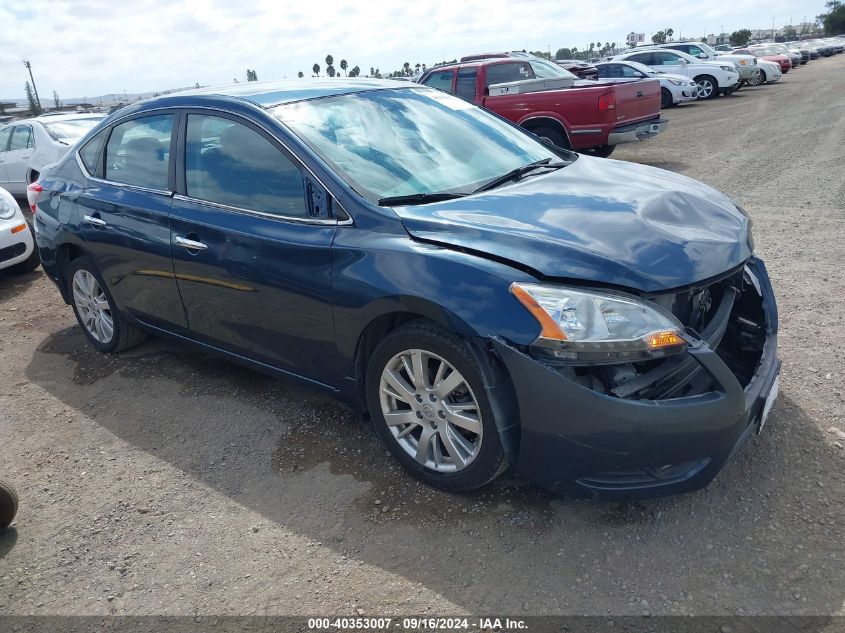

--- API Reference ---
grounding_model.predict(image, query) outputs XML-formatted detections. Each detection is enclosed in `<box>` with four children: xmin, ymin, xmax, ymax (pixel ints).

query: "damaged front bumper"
<box><xmin>493</xmin><ymin>257</ymin><xmax>780</xmax><ymax>499</ymax></box>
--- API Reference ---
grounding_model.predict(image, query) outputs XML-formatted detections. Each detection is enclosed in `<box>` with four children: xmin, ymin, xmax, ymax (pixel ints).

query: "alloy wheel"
<box><xmin>696</xmin><ymin>78</ymin><xmax>715</xmax><ymax>99</ymax></box>
<box><xmin>378</xmin><ymin>348</ymin><xmax>483</xmax><ymax>472</ymax></box>
<box><xmin>72</xmin><ymin>269</ymin><xmax>114</xmax><ymax>343</ymax></box>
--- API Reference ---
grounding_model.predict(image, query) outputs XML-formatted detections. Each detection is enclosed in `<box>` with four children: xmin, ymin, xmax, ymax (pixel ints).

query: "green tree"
<box><xmin>246</xmin><ymin>69</ymin><xmax>258</xmax><ymax>81</ymax></box>
<box><xmin>298</xmin><ymin>71</ymin><xmax>304</xmax><ymax>78</ymax></box>
<box><xmin>651</xmin><ymin>28</ymin><xmax>674</xmax><ymax>44</ymax></box>
<box><xmin>729</xmin><ymin>28</ymin><xmax>752</xmax><ymax>46</ymax></box>
<box><xmin>312</xmin><ymin>63</ymin><xmax>320</xmax><ymax>76</ymax></box>
<box><xmin>528</xmin><ymin>50</ymin><xmax>552</xmax><ymax>60</ymax></box>
<box><xmin>25</xmin><ymin>81</ymin><xmax>40</xmax><ymax>115</ymax></box>
<box><xmin>340</xmin><ymin>59</ymin><xmax>348</xmax><ymax>76</ymax></box>
<box><xmin>350</xmin><ymin>65</ymin><xmax>360</xmax><ymax>77</ymax></box>
<box><xmin>52</xmin><ymin>90</ymin><xmax>61</xmax><ymax>109</ymax></box>
<box><xmin>819</xmin><ymin>0</ymin><xmax>845</xmax><ymax>34</ymax></box>
<box><xmin>325</xmin><ymin>54</ymin><xmax>335</xmax><ymax>77</ymax></box>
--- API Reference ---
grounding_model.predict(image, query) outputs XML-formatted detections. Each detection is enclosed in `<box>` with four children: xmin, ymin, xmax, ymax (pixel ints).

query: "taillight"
<box><xmin>26</xmin><ymin>182</ymin><xmax>42</xmax><ymax>214</ymax></box>
<box><xmin>598</xmin><ymin>91</ymin><xmax>616</xmax><ymax>111</ymax></box>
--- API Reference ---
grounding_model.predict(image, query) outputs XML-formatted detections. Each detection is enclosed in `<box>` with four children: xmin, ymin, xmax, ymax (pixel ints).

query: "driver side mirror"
<box><xmin>698</xmin><ymin>52</ymin><xmax>708</xmax><ymax>59</ymax></box>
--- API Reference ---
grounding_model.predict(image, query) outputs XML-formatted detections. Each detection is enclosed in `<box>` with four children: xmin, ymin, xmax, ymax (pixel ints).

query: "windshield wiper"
<box><xmin>377</xmin><ymin>192</ymin><xmax>467</xmax><ymax>206</ymax></box>
<box><xmin>472</xmin><ymin>158</ymin><xmax>568</xmax><ymax>194</ymax></box>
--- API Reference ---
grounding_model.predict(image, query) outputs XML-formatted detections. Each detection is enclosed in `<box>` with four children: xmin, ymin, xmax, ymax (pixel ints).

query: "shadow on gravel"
<box><xmin>0</xmin><ymin>528</ymin><xmax>18</xmax><ymax>559</ymax></box>
<box><xmin>24</xmin><ymin>326</ymin><xmax>845</xmax><ymax>614</ymax></box>
<box><xmin>0</xmin><ymin>269</ymin><xmax>42</xmax><ymax>299</ymax></box>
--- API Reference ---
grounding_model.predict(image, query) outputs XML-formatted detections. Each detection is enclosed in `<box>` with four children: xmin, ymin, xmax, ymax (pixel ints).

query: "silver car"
<box><xmin>0</xmin><ymin>112</ymin><xmax>104</xmax><ymax>194</ymax></box>
<box><xmin>594</xmin><ymin>60</ymin><xmax>699</xmax><ymax>108</ymax></box>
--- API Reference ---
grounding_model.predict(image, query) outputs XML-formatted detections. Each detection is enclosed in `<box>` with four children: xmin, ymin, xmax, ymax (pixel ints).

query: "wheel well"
<box><xmin>520</xmin><ymin>118</ymin><xmax>571</xmax><ymax>148</ymax></box>
<box><xmin>27</xmin><ymin>169</ymin><xmax>40</xmax><ymax>184</ymax></box>
<box><xmin>55</xmin><ymin>243</ymin><xmax>88</xmax><ymax>302</ymax></box>
<box><xmin>353</xmin><ymin>312</ymin><xmax>520</xmax><ymax>464</ymax></box>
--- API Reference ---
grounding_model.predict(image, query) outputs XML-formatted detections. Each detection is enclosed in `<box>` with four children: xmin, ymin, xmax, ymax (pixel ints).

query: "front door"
<box><xmin>168</xmin><ymin>112</ymin><xmax>337</xmax><ymax>382</ymax></box>
<box><xmin>77</xmin><ymin>112</ymin><xmax>187</xmax><ymax>330</ymax></box>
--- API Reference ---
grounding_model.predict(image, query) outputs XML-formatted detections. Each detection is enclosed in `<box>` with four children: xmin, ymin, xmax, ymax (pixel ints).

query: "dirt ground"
<box><xmin>1</xmin><ymin>55</ymin><xmax>843</xmax><ymax>618</ymax></box>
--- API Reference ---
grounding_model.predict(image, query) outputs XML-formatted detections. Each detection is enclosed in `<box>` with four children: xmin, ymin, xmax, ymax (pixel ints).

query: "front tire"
<box><xmin>67</xmin><ymin>256</ymin><xmax>146</xmax><ymax>353</ymax></box>
<box><xmin>7</xmin><ymin>233</ymin><xmax>40</xmax><ymax>274</ymax></box>
<box><xmin>694</xmin><ymin>75</ymin><xmax>718</xmax><ymax>100</ymax></box>
<box><xmin>660</xmin><ymin>87</ymin><xmax>673</xmax><ymax>109</ymax></box>
<box><xmin>365</xmin><ymin>320</ymin><xmax>507</xmax><ymax>490</ymax></box>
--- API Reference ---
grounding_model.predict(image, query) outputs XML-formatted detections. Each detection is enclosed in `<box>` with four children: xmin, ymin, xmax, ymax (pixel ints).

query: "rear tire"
<box><xmin>660</xmin><ymin>87</ymin><xmax>673</xmax><ymax>109</ymax></box>
<box><xmin>0</xmin><ymin>478</ymin><xmax>18</xmax><ymax>529</ymax></box>
<box><xmin>694</xmin><ymin>75</ymin><xmax>718</xmax><ymax>100</ymax></box>
<box><xmin>581</xmin><ymin>145</ymin><xmax>616</xmax><ymax>158</ymax></box>
<box><xmin>527</xmin><ymin>125</ymin><xmax>571</xmax><ymax>151</ymax></box>
<box><xmin>66</xmin><ymin>256</ymin><xmax>146</xmax><ymax>353</ymax></box>
<box><xmin>365</xmin><ymin>320</ymin><xmax>507</xmax><ymax>491</ymax></box>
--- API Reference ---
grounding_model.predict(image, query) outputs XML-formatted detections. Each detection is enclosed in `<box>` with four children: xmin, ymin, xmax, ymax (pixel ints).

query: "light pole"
<box><xmin>22</xmin><ymin>60</ymin><xmax>42</xmax><ymax>113</ymax></box>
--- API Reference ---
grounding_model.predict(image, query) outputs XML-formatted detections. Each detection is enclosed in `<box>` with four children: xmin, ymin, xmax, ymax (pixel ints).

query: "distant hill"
<box><xmin>1</xmin><ymin>87</ymin><xmax>199</xmax><ymax>108</ymax></box>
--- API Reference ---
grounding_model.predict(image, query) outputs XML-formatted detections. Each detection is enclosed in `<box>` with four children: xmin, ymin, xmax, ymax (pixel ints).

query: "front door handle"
<box><xmin>174</xmin><ymin>235</ymin><xmax>208</xmax><ymax>251</ymax></box>
<box><xmin>82</xmin><ymin>214</ymin><xmax>107</xmax><ymax>227</ymax></box>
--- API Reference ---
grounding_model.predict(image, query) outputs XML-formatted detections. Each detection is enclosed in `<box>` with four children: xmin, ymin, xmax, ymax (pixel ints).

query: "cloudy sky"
<box><xmin>0</xmin><ymin>0</ymin><xmax>825</xmax><ymax>100</ymax></box>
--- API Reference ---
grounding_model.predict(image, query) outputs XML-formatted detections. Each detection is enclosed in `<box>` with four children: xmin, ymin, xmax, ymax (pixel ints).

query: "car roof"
<box><xmin>178</xmin><ymin>79</ymin><xmax>410</xmax><ymax>107</ymax></box>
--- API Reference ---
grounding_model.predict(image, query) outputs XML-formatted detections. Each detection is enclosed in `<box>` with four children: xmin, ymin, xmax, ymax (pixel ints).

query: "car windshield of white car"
<box><xmin>44</xmin><ymin>118</ymin><xmax>104</xmax><ymax>144</ymax></box>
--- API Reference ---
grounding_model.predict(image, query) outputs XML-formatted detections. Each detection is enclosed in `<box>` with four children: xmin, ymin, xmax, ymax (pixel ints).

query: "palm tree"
<box><xmin>350</xmin><ymin>66</ymin><xmax>360</xmax><ymax>77</ymax></box>
<box><xmin>298</xmin><ymin>71</ymin><xmax>304</xmax><ymax>78</ymax></box>
<box><xmin>402</xmin><ymin>62</ymin><xmax>410</xmax><ymax>76</ymax></box>
<box><xmin>312</xmin><ymin>63</ymin><xmax>320</xmax><ymax>76</ymax></box>
<box><xmin>325</xmin><ymin>54</ymin><xmax>334</xmax><ymax>69</ymax></box>
<box><xmin>340</xmin><ymin>59</ymin><xmax>348</xmax><ymax>76</ymax></box>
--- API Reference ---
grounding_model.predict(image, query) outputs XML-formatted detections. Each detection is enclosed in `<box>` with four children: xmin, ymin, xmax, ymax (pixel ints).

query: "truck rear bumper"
<box><xmin>608</xmin><ymin>118</ymin><xmax>667</xmax><ymax>145</ymax></box>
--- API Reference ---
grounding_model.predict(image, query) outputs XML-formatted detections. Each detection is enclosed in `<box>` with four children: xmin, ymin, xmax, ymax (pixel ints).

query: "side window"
<box><xmin>78</xmin><ymin>128</ymin><xmax>109</xmax><ymax>175</ymax></box>
<box><xmin>185</xmin><ymin>114</ymin><xmax>306</xmax><ymax>218</ymax></box>
<box><xmin>659</xmin><ymin>52</ymin><xmax>684</xmax><ymax>66</ymax></box>
<box><xmin>620</xmin><ymin>64</ymin><xmax>643</xmax><ymax>78</ymax></box>
<box><xmin>597</xmin><ymin>64</ymin><xmax>619</xmax><ymax>78</ymax></box>
<box><xmin>9</xmin><ymin>126</ymin><xmax>34</xmax><ymax>151</ymax></box>
<box><xmin>455</xmin><ymin>69</ymin><xmax>477</xmax><ymax>100</ymax></box>
<box><xmin>628</xmin><ymin>52</ymin><xmax>655</xmax><ymax>66</ymax></box>
<box><xmin>105</xmin><ymin>114</ymin><xmax>173</xmax><ymax>190</ymax></box>
<box><xmin>0</xmin><ymin>127</ymin><xmax>11</xmax><ymax>153</ymax></box>
<box><xmin>687</xmin><ymin>45</ymin><xmax>704</xmax><ymax>57</ymax></box>
<box><xmin>422</xmin><ymin>70</ymin><xmax>454</xmax><ymax>93</ymax></box>
<box><xmin>485</xmin><ymin>62</ymin><xmax>535</xmax><ymax>87</ymax></box>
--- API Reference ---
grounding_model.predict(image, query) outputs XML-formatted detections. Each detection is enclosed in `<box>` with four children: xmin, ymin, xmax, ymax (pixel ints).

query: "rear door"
<box><xmin>652</xmin><ymin>51</ymin><xmax>693</xmax><ymax>79</ymax></box>
<box><xmin>77</xmin><ymin>111</ymin><xmax>188</xmax><ymax>330</ymax></box>
<box><xmin>1</xmin><ymin>125</ymin><xmax>35</xmax><ymax>194</ymax></box>
<box><xmin>168</xmin><ymin>111</ymin><xmax>337</xmax><ymax>381</ymax></box>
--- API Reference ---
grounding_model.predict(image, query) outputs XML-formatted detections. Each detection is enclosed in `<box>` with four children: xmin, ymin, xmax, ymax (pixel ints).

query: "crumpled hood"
<box><xmin>393</xmin><ymin>155</ymin><xmax>752</xmax><ymax>292</ymax></box>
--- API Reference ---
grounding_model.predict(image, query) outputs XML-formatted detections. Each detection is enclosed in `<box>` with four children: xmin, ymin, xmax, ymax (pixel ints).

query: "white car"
<box><xmin>0</xmin><ymin>187</ymin><xmax>38</xmax><ymax>274</ymax></box>
<box><xmin>612</xmin><ymin>48</ymin><xmax>740</xmax><ymax>100</ymax></box>
<box><xmin>747</xmin><ymin>58</ymin><xmax>782</xmax><ymax>85</ymax></box>
<box><xmin>0</xmin><ymin>113</ymin><xmax>104</xmax><ymax>195</ymax></box>
<box><xmin>654</xmin><ymin>42</ymin><xmax>761</xmax><ymax>86</ymax></box>
<box><xmin>594</xmin><ymin>60</ymin><xmax>699</xmax><ymax>108</ymax></box>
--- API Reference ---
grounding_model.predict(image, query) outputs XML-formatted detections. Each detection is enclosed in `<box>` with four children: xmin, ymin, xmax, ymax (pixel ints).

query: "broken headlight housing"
<box><xmin>511</xmin><ymin>283</ymin><xmax>687</xmax><ymax>364</ymax></box>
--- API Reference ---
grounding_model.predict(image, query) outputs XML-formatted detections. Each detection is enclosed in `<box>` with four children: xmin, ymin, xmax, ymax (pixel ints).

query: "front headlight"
<box><xmin>0</xmin><ymin>194</ymin><xmax>18</xmax><ymax>220</ymax></box>
<box><xmin>720</xmin><ymin>65</ymin><xmax>736</xmax><ymax>72</ymax></box>
<box><xmin>667</xmin><ymin>78</ymin><xmax>685</xmax><ymax>85</ymax></box>
<box><xmin>510</xmin><ymin>283</ymin><xmax>687</xmax><ymax>363</ymax></box>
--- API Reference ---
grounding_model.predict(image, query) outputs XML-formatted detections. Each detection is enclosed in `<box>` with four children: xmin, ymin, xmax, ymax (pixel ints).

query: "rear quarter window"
<box><xmin>78</xmin><ymin>128</ymin><xmax>109</xmax><ymax>175</ymax></box>
<box><xmin>485</xmin><ymin>62</ymin><xmax>535</xmax><ymax>87</ymax></box>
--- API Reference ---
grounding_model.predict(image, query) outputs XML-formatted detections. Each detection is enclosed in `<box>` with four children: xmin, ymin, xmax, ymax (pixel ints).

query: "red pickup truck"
<box><xmin>417</xmin><ymin>56</ymin><xmax>666</xmax><ymax>158</ymax></box>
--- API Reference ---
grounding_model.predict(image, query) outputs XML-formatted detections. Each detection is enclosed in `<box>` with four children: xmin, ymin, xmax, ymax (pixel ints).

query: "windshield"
<box><xmin>43</xmin><ymin>117</ymin><xmax>104</xmax><ymax>143</ymax></box>
<box><xmin>527</xmin><ymin>58</ymin><xmax>578</xmax><ymax>80</ymax></box>
<box><xmin>274</xmin><ymin>88</ymin><xmax>567</xmax><ymax>203</ymax></box>
<box><xmin>698</xmin><ymin>42</ymin><xmax>719</xmax><ymax>56</ymax></box>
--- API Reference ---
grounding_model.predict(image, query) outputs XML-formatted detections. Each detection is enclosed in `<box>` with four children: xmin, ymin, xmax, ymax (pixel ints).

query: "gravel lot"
<box><xmin>1</xmin><ymin>55</ymin><xmax>843</xmax><ymax>618</ymax></box>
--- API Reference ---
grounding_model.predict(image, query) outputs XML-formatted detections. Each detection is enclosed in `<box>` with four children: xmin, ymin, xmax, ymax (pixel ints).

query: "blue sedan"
<box><xmin>30</xmin><ymin>80</ymin><xmax>780</xmax><ymax>497</ymax></box>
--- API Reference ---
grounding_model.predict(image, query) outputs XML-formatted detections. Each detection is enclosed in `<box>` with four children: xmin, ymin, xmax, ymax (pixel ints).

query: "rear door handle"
<box><xmin>174</xmin><ymin>235</ymin><xmax>208</xmax><ymax>251</ymax></box>
<box><xmin>83</xmin><ymin>214</ymin><xmax>107</xmax><ymax>227</ymax></box>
